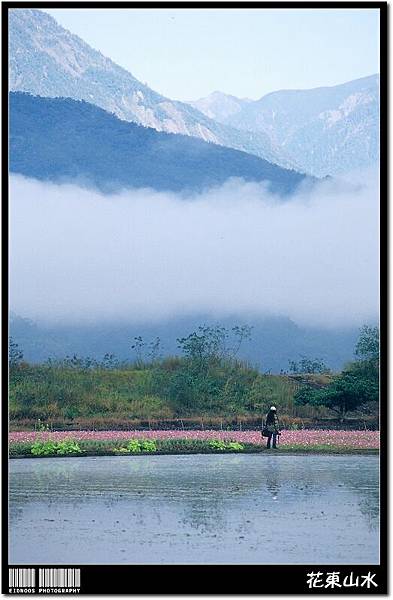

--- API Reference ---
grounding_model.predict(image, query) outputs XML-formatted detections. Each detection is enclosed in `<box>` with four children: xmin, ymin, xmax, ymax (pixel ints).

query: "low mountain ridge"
<box><xmin>10</xmin><ymin>92</ymin><xmax>308</xmax><ymax>194</ymax></box>
<box><xmin>10</xmin><ymin>313</ymin><xmax>359</xmax><ymax>374</ymax></box>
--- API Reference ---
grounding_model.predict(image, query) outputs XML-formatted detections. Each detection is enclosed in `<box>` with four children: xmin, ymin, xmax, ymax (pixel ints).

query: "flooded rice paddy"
<box><xmin>9</xmin><ymin>454</ymin><xmax>379</xmax><ymax>564</ymax></box>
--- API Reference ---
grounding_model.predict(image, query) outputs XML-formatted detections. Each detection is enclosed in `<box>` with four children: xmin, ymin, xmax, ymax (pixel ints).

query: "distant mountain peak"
<box><xmin>200</xmin><ymin>74</ymin><xmax>380</xmax><ymax>177</ymax></box>
<box><xmin>258</xmin><ymin>73</ymin><xmax>379</xmax><ymax>102</ymax></box>
<box><xmin>189</xmin><ymin>91</ymin><xmax>252</xmax><ymax>124</ymax></box>
<box><xmin>199</xmin><ymin>90</ymin><xmax>252</xmax><ymax>102</ymax></box>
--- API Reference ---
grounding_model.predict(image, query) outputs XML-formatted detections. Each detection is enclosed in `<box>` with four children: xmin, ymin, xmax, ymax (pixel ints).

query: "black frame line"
<box><xmin>1</xmin><ymin>1</ymin><xmax>388</xmax><ymax>594</ymax></box>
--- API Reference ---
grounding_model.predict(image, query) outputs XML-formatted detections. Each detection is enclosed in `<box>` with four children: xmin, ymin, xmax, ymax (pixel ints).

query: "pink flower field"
<box><xmin>9</xmin><ymin>429</ymin><xmax>379</xmax><ymax>449</ymax></box>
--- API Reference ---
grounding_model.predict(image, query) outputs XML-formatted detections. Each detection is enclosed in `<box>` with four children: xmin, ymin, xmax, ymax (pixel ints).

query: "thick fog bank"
<box><xmin>10</xmin><ymin>172</ymin><xmax>379</xmax><ymax>328</ymax></box>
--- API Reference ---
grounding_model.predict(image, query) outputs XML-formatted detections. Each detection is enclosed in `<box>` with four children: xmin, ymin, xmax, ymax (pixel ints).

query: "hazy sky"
<box><xmin>44</xmin><ymin>8</ymin><xmax>380</xmax><ymax>101</ymax></box>
<box><xmin>10</xmin><ymin>171</ymin><xmax>379</xmax><ymax>328</ymax></box>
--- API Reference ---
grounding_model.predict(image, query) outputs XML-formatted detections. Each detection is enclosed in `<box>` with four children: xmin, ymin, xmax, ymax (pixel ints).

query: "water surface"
<box><xmin>9</xmin><ymin>454</ymin><xmax>379</xmax><ymax>564</ymax></box>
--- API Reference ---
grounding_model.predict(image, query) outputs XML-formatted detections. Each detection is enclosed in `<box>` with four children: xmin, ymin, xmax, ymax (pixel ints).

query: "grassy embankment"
<box><xmin>9</xmin><ymin>438</ymin><xmax>378</xmax><ymax>459</ymax></box>
<box><xmin>10</xmin><ymin>357</ymin><xmax>375</xmax><ymax>431</ymax></box>
<box><xmin>9</xmin><ymin>326</ymin><xmax>379</xmax><ymax>458</ymax></box>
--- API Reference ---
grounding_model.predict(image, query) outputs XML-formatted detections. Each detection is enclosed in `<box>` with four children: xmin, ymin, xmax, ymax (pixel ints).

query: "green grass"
<box><xmin>9</xmin><ymin>357</ymin><xmax>378</xmax><ymax>434</ymax></box>
<box><xmin>9</xmin><ymin>360</ymin><xmax>301</xmax><ymax>424</ymax></box>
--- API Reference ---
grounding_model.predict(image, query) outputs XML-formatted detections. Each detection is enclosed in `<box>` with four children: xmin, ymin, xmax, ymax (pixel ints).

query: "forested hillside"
<box><xmin>10</xmin><ymin>92</ymin><xmax>307</xmax><ymax>194</ymax></box>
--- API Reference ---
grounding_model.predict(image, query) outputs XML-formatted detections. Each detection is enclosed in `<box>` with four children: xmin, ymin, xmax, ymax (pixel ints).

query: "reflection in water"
<box><xmin>9</xmin><ymin>454</ymin><xmax>379</xmax><ymax>564</ymax></box>
<box><xmin>266</xmin><ymin>468</ymin><xmax>281</xmax><ymax>501</ymax></box>
<box><xmin>182</xmin><ymin>500</ymin><xmax>226</xmax><ymax>534</ymax></box>
<box><xmin>356</xmin><ymin>490</ymin><xmax>380</xmax><ymax>528</ymax></box>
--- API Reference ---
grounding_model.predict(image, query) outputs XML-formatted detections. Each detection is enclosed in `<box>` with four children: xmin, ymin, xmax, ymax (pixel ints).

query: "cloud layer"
<box><xmin>9</xmin><ymin>172</ymin><xmax>379</xmax><ymax>327</ymax></box>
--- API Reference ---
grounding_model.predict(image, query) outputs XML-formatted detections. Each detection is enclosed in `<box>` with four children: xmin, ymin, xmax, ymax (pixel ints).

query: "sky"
<box><xmin>45</xmin><ymin>8</ymin><xmax>380</xmax><ymax>101</ymax></box>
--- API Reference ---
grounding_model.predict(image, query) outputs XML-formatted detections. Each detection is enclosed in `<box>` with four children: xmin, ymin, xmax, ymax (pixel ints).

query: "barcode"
<box><xmin>9</xmin><ymin>568</ymin><xmax>35</xmax><ymax>588</ymax></box>
<box><xmin>39</xmin><ymin>568</ymin><xmax>81</xmax><ymax>589</ymax></box>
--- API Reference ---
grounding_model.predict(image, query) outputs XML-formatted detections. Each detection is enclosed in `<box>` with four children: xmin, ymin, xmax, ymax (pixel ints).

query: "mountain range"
<box><xmin>10</xmin><ymin>92</ymin><xmax>307</xmax><ymax>195</ymax></box>
<box><xmin>8</xmin><ymin>8</ymin><xmax>292</xmax><ymax>170</ymax></box>
<box><xmin>191</xmin><ymin>75</ymin><xmax>379</xmax><ymax>177</ymax></box>
<box><xmin>9</xmin><ymin>9</ymin><xmax>379</xmax><ymax>178</ymax></box>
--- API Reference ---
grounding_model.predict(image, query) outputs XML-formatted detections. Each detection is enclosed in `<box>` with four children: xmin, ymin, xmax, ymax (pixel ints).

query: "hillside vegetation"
<box><xmin>10</xmin><ymin>92</ymin><xmax>306</xmax><ymax>195</ymax></box>
<box><xmin>9</xmin><ymin>325</ymin><xmax>379</xmax><ymax>430</ymax></box>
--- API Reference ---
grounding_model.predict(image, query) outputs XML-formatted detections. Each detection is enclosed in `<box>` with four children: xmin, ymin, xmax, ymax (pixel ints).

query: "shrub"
<box><xmin>141</xmin><ymin>439</ymin><xmax>157</xmax><ymax>452</ymax></box>
<box><xmin>156</xmin><ymin>439</ymin><xmax>208</xmax><ymax>453</ymax></box>
<box><xmin>9</xmin><ymin>442</ymin><xmax>32</xmax><ymax>457</ymax></box>
<box><xmin>209</xmin><ymin>439</ymin><xmax>227</xmax><ymax>451</ymax></box>
<box><xmin>226</xmin><ymin>441</ymin><xmax>244</xmax><ymax>451</ymax></box>
<box><xmin>30</xmin><ymin>438</ymin><xmax>82</xmax><ymax>456</ymax></box>
<box><xmin>115</xmin><ymin>439</ymin><xmax>158</xmax><ymax>453</ymax></box>
<box><xmin>209</xmin><ymin>439</ymin><xmax>244</xmax><ymax>451</ymax></box>
<box><xmin>127</xmin><ymin>439</ymin><xmax>142</xmax><ymax>453</ymax></box>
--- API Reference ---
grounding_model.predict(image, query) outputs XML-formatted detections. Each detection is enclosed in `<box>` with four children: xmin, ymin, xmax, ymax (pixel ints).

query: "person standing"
<box><xmin>264</xmin><ymin>406</ymin><xmax>280</xmax><ymax>449</ymax></box>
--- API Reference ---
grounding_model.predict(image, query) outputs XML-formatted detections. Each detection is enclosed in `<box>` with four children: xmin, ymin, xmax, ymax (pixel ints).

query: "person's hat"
<box><xmin>270</xmin><ymin>406</ymin><xmax>277</xmax><ymax>411</ymax></box>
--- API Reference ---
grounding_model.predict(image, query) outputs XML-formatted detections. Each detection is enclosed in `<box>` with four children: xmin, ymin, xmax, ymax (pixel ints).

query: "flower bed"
<box><xmin>9</xmin><ymin>429</ymin><xmax>379</xmax><ymax>450</ymax></box>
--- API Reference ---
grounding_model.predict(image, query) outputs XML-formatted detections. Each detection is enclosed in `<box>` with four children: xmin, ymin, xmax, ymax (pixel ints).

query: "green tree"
<box><xmin>177</xmin><ymin>324</ymin><xmax>252</xmax><ymax>365</ymax></box>
<box><xmin>177</xmin><ymin>325</ymin><xmax>228</xmax><ymax>366</ymax></box>
<box><xmin>170</xmin><ymin>325</ymin><xmax>254</xmax><ymax>412</ymax></box>
<box><xmin>294</xmin><ymin>325</ymin><xmax>379</xmax><ymax>421</ymax></box>
<box><xmin>9</xmin><ymin>338</ymin><xmax>23</xmax><ymax>368</ymax></box>
<box><xmin>354</xmin><ymin>325</ymin><xmax>379</xmax><ymax>380</ymax></box>
<box><xmin>230</xmin><ymin>325</ymin><xmax>253</xmax><ymax>357</ymax></box>
<box><xmin>355</xmin><ymin>325</ymin><xmax>379</xmax><ymax>363</ymax></box>
<box><xmin>288</xmin><ymin>355</ymin><xmax>330</xmax><ymax>374</ymax></box>
<box><xmin>131</xmin><ymin>336</ymin><xmax>145</xmax><ymax>366</ymax></box>
<box><xmin>295</xmin><ymin>370</ymin><xmax>378</xmax><ymax>421</ymax></box>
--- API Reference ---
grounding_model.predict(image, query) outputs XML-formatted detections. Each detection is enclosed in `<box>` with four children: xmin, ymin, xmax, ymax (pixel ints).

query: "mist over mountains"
<box><xmin>10</xmin><ymin>173</ymin><xmax>378</xmax><ymax>330</ymax></box>
<box><xmin>7</xmin><ymin>8</ymin><xmax>380</xmax><ymax>373</ymax></box>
